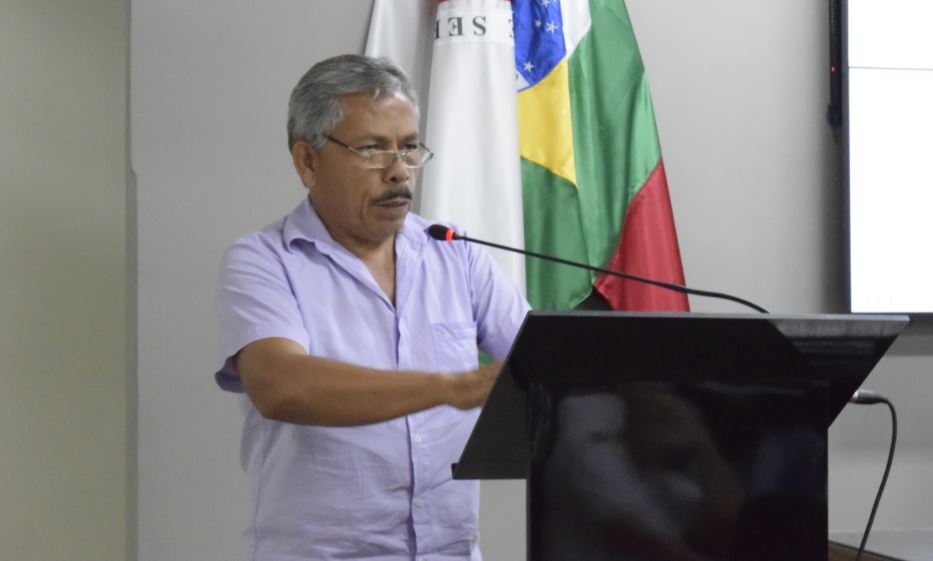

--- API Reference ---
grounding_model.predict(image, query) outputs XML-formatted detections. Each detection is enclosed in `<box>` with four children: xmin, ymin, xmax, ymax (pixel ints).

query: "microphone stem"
<box><xmin>458</xmin><ymin>235</ymin><xmax>769</xmax><ymax>314</ymax></box>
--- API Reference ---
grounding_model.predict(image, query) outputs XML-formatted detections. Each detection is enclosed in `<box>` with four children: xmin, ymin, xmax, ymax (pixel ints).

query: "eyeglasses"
<box><xmin>324</xmin><ymin>135</ymin><xmax>434</xmax><ymax>170</ymax></box>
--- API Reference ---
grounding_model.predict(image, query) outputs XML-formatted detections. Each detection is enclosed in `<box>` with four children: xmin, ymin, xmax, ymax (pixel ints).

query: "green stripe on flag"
<box><xmin>568</xmin><ymin>0</ymin><xmax>664</xmax><ymax>274</ymax></box>
<box><xmin>522</xmin><ymin>160</ymin><xmax>594</xmax><ymax>310</ymax></box>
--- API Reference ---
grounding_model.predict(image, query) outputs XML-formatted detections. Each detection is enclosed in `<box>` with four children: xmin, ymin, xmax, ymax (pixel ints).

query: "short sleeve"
<box><xmin>215</xmin><ymin>234</ymin><xmax>310</xmax><ymax>392</ymax></box>
<box><xmin>467</xmin><ymin>243</ymin><xmax>531</xmax><ymax>360</ymax></box>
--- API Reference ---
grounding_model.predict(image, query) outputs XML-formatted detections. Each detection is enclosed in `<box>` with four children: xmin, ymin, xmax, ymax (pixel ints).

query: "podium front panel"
<box><xmin>528</xmin><ymin>380</ymin><xmax>829</xmax><ymax>561</ymax></box>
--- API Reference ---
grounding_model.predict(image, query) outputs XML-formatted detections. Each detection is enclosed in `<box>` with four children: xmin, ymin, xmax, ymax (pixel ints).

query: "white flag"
<box><xmin>366</xmin><ymin>0</ymin><xmax>526</xmax><ymax>291</ymax></box>
<box><xmin>364</xmin><ymin>0</ymin><xmax>435</xmax><ymax>121</ymax></box>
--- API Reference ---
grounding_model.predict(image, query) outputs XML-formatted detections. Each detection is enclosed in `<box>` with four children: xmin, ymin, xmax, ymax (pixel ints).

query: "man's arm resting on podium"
<box><xmin>236</xmin><ymin>337</ymin><xmax>501</xmax><ymax>426</ymax></box>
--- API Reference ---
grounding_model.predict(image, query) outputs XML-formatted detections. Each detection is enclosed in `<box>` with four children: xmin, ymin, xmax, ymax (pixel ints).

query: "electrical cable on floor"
<box><xmin>847</xmin><ymin>389</ymin><xmax>897</xmax><ymax>561</ymax></box>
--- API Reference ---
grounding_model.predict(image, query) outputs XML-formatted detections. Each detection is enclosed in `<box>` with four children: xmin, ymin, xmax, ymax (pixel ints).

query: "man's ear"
<box><xmin>291</xmin><ymin>141</ymin><xmax>319</xmax><ymax>189</ymax></box>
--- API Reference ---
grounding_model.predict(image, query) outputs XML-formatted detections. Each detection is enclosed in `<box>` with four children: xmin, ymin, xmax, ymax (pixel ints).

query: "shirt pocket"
<box><xmin>430</xmin><ymin>322</ymin><xmax>479</xmax><ymax>373</ymax></box>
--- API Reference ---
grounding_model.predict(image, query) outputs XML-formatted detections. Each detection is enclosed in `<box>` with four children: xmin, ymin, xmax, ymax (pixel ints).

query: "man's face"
<box><xmin>293</xmin><ymin>92</ymin><xmax>420</xmax><ymax>250</ymax></box>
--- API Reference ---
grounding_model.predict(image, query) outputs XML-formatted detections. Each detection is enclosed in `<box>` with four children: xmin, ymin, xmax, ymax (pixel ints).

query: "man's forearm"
<box><xmin>237</xmin><ymin>337</ymin><xmax>499</xmax><ymax>426</ymax></box>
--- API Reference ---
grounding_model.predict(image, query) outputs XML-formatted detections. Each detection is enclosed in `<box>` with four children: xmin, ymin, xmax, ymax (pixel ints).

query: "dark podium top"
<box><xmin>455</xmin><ymin>312</ymin><xmax>908</xmax><ymax>480</ymax></box>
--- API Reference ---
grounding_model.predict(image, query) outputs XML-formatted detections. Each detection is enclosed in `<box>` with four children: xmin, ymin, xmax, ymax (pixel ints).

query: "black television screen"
<box><xmin>846</xmin><ymin>0</ymin><xmax>933</xmax><ymax>313</ymax></box>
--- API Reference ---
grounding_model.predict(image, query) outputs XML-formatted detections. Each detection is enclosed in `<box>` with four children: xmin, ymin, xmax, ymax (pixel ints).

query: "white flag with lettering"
<box><xmin>366</xmin><ymin>0</ymin><xmax>526</xmax><ymax>291</ymax></box>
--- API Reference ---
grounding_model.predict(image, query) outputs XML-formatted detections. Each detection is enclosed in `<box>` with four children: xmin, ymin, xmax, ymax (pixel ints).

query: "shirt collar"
<box><xmin>282</xmin><ymin>197</ymin><xmax>333</xmax><ymax>252</ymax></box>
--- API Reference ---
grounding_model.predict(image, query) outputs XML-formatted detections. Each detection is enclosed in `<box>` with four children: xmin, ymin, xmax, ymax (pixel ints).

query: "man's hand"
<box><xmin>444</xmin><ymin>361</ymin><xmax>503</xmax><ymax>410</ymax></box>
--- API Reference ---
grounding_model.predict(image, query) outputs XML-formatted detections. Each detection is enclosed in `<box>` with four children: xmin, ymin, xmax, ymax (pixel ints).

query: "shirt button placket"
<box><xmin>396</xmin><ymin>317</ymin><xmax>407</xmax><ymax>369</ymax></box>
<box><xmin>411</xmin><ymin>423</ymin><xmax>431</xmax><ymax>553</ymax></box>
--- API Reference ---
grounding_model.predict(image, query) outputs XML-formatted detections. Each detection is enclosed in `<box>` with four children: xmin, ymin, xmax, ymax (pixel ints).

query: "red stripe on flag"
<box><xmin>594</xmin><ymin>160</ymin><xmax>689</xmax><ymax>311</ymax></box>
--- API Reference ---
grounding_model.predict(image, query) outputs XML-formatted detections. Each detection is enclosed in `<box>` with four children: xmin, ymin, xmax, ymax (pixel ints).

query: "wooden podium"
<box><xmin>455</xmin><ymin>312</ymin><xmax>908</xmax><ymax>561</ymax></box>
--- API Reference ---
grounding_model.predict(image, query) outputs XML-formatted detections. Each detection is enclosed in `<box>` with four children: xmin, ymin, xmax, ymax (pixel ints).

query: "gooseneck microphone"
<box><xmin>427</xmin><ymin>224</ymin><xmax>769</xmax><ymax>314</ymax></box>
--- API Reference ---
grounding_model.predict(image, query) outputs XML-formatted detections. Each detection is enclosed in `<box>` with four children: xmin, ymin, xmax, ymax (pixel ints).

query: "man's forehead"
<box><xmin>335</xmin><ymin>93</ymin><xmax>419</xmax><ymax>137</ymax></box>
<box><xmin>338</xmin><ymin>91</ymin><xmax>417</xmax><ymax>114</ymax></box>
<box><xmin>356</xmin><ymin>131</ymin><xmax>420</xmax><ymax>143</ymax></box>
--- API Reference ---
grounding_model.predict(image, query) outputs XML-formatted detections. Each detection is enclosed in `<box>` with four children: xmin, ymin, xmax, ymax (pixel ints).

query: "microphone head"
<box><xmin>427</xmin><ymin>224</ymin><xmax>457</xmax><ymax>242</ymax></box>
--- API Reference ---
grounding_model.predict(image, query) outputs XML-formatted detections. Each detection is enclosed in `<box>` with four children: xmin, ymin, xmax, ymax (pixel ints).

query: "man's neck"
<box><xmin>331</xmin><ymin>231</ymin><xmax>398</xmax><ymax>304</ymax></box>
<box><xmin>330</xmin><ymin>229</ymin><xmax>395</xmax><ymax>262</ymax></box>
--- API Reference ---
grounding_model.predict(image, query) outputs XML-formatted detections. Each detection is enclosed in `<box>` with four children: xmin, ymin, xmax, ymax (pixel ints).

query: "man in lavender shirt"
<box><xmin>215</xmin><ymin>54</ymin><xmax>530</xmax><ymax>561</ymax></box>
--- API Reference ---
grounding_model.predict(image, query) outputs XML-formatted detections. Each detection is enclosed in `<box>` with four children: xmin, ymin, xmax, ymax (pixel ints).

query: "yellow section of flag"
<box><xmin>516</xmin><ymin>57</ymin><xmax>577</xmax><ymax>187</ymax></box>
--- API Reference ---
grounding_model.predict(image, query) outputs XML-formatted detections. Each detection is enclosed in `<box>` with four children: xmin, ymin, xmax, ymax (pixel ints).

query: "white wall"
<box><xmin>0</xmin><ymin>1</ymin><xmax>128</xmax><ymax>560</ymax></box>
<box><xmin>632</xmin><ymin>1</ymin><xmax>840</xmax><ymax>314</ymax></box>
<box><xmin>127</xmin><ymin>1</ymin><xmax>933</xmax><ymax>560</ymax></box>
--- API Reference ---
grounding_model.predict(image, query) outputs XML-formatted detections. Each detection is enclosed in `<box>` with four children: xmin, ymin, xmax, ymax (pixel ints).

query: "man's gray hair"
<box><xmin>287</xmin><ymin>54</ymin><xmax>419</xmax><ymax>151</ymax></box>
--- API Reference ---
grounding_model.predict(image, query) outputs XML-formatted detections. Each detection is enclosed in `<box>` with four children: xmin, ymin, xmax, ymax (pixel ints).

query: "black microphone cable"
<box><xmin>847</xmin><ymin>389</ymin><xmax>898</xmax><ymax>561</ymax></box>
<box><xmin>426</xmin><ymin>224</ymin><xmax>769</xmax><ymax>313</ymax></box>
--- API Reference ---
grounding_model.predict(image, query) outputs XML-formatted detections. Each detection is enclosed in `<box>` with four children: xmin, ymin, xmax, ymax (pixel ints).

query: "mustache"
<box><xmin>374</xmin><ymin>187</ymin><xmax>413</xmax><ymax>204</ymax></box>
